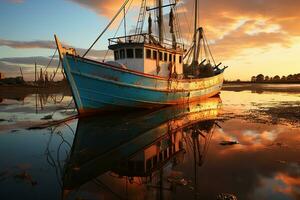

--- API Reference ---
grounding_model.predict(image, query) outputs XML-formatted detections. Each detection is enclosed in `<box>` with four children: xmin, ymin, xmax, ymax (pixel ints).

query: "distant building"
<box><xmin>0</xmin><ymin>72</ymin><xmax>3</xmax><ymax>80</ymax></box>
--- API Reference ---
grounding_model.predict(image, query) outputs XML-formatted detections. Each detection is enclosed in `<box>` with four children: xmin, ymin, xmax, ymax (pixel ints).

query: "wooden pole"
<box><xmin>193</xmin><ymin>0</ymin><xmax>198</xmax><ymax>64</ymax></box>
<box><xmin>123</xmin><ymin>4</ymin><xmax>127</xmax><ymax>41</ymax></box>
<box><xmin>158</xmin><ymin>0</ymin><xmax>163</xmax><ymax>44</ymax></box>
<box><xmin>19</xmin><ymin>66</ymin><xmax>24</xmax><ymax>80</ymax></box>
<box><xmin>35</xmin><ymin>62</ymin><xmax>37</xmax><ymax>85</ymax></box>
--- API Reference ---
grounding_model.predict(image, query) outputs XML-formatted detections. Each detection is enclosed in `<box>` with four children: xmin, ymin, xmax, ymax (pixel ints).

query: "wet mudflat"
<box><xmin>0</xmin><ymin>84</ymin><xmax>299</xmax><ymax>200</ymax></box>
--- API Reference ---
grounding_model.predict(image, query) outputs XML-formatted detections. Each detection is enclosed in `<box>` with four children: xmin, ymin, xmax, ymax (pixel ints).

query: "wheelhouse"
<box><xmin>108</xmin><ymin>34</ymin><xmax>185</xmax><ymax>78</ymax></box>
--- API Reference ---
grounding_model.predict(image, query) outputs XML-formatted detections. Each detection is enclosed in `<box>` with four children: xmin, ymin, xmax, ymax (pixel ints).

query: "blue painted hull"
<box><xmin>61</xmin><ymin>55</ymin><xmax>223</xmax><ymax>114</ymax></box>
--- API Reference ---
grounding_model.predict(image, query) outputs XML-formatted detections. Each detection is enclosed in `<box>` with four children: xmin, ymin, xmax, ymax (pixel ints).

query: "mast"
<box><xmin>123</xmin><ymin>5</ymin><xmax>127</xmax><ymax>40</ymax></box>
<box><xmin>158</xmin><ymin>0</ymin><xmax>163</xmax><ymax>44</ymax></box>
<box><xmin>193</xmin><ymin>0</ymin><xmax>198</xmax><ymax>64</ymax></box>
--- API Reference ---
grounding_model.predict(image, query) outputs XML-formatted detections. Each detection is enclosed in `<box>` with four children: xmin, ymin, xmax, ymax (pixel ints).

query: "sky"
<box><xmin>0</xmin><ymin>0</ymin><xmax>299</xmax><ymax>81</ymax></box>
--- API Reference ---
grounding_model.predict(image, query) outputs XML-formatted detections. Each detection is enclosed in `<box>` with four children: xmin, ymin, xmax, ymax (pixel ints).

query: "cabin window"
<box><xmin>159</xmin><ymin>52</ymin><xmax>163</xmax><ymax>61</ymax></box>
<box><xmin>153</xmin><ymin>50</ymin><xmax>157</xmax><ymax>59</ymax></box>
<box><xmin>173</xmin><ymin>54</ymin><xmax>176</xmax><ymax>62</ymax></box>
<box><xmin>164</xmin><ymin>52</ymin><xmax>167</xmax><ymax>62</ymax></box>
<box><xmin>169</xmin><ymin>54</ymin><xmax>172</xmax><ymax>62</ymax></box>
<box><xmin>135</xmin><ymin>48</ymin><xmax>143</xmax><ymax>58</ymax></box>
<box><xmin>114</xmin><ymin>50</ymin><xmax>119</xmax><ymax>60</ymax></box>
<box><xmin>146</xmin><ymin>49</ymin><xmax>151</xmax><ymax>59</ymax></box>
<box><xmin>120</xmin><ymin>49</ymin><xmax>125</xmax><ymax>59</ymax></box>
<box><xmin>179</xmin><ymin>55</ymin><xmax>182</xmax><ymax>63</ymax></box>
<box><xmin>126</xmin><ymin>49</ymin><xmax>134</xmax><ymax>58</ymax></box>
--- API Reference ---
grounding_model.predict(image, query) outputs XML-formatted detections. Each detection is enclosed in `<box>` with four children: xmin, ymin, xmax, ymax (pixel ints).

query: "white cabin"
<box><xmin>108</xmin><ymin>35</ymin><xmax>184</xmax><ymax>78</ymax></box>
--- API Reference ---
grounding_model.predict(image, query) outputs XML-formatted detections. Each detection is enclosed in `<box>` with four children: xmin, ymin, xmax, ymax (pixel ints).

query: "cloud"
<box><xmin>0</xmin><ymin>39</ymin><xmax>56</xmax><ymax>49</ymax></box>
<box><xmin>209</xmin><ymin>19</ymin><xmax>291</xmax><ymax>58</ymax></box>
<box><xmin>176</xmin><ymin>0</ymin><xmax>300</xmax><ymax>59</ymax></box>
<box><xmin>68</xmin><ymin>0</ymin><xmax>300</xmax><ymax>60</ymax></box>
<box><xmin>0</xmin><ymin>38</ymin><xmax>113</xmax><ymax>59</ymax></box>
<box><xmin>0</xmin><ymin>37</ymin><xmax>114</xmax><ymax>80</ymax></box>
<box><xmin>0</xmin><ymin>49</ymin><xmax>113</xmax><ymax>80</ymax></box>
<box><xmin>0</xmin><ymin>61</ymin><xmax>32</xmax><ymax>78</ymax></box>
<box><xmin>68</xmin><ymin>0</ymin><xmax>139</xmax><ymax>18</ymax></box>
<box><xmin>0</xmin><ymin>56</ymin><xmax>59</xmax><ymax>67</ymax></box>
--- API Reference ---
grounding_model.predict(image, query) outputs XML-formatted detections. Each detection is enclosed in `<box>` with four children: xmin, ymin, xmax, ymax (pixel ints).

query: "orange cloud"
<box><xmin>69</xmin><ymin>0</ymin><xmax>300</xmax><ymax>60</ymax></box>
<box><xmin>275</xmin><ymin>173</ymin><xmax>300</xmax><ymax>198</ymax></box>
<box><xmin>68</xmin><ymin>0</ymin><xmax>140</xmax><ymax>18</ymax></box>
<box><xmin>176</xmin><ymin>0</ymin><xmax>300</xmax><ymax>59</ymax></box>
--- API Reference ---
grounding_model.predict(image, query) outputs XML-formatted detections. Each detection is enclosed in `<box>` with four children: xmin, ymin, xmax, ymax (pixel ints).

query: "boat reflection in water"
<box><xmin>63</xmin><ymin>97</ymin><xmax>221</xmax><ymax>199</ymax></box>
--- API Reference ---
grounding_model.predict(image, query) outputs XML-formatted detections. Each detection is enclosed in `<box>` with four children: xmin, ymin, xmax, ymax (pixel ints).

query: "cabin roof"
<box><xmin>108</xmin><ymin>33</ymin><xmax>185</xmax><ymax>54</ymax></box>
<box><xmin>108</xmin><ymin>42</ymin><xmax>185</xmax><ymax>54</ymax></box>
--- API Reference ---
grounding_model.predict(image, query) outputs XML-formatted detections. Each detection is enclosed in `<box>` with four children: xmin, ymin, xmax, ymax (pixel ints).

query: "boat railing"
<box><xmin>108</xmin><ymin>33</ymin><xmax>185</xmax><ymax>50</ymax></box>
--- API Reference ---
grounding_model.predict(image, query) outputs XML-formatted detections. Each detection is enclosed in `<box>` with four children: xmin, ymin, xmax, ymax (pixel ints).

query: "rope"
<box><xmin>103</xmin><ymin>0</ymin><xmax>134</xmax><ymax>61</ymax></box>
<box><xmin>181</xmin><ymin>4</ymin><xmax>193</xmax><ymax>45</ymax></box>
<box><xmin>123</xmin><ymin>4</ymin><xmax>127</xmax><ymax>39</ymax></box>
<box><xmin>83</xmin><ymin>0</ymin><xmax>131</xmax><ymax>58</ymax></box>
<box><xmin>44</xmin><ymin>48</ymin><xmax>57</xmax><ymax>74</ymax></box>
<box><xmin>172</xmin><ymin>0</ymin><xmax>184</xmax><ymax>45</ymax></box>
<box><xmin>203</xmin><ymin>31</ymin><xmax>216</xmax><ymax>66</ymax></box>
<box><xmin>50</xmin><ymin>59</ymin><xmax>61</xmax><ymax>82</ymax></box>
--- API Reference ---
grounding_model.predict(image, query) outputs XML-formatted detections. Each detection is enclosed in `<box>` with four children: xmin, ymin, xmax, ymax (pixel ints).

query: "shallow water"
<box><xmin>0</xmin><ymin>85</ymin><xmax>299</xmax><ymax>200</ymax></box>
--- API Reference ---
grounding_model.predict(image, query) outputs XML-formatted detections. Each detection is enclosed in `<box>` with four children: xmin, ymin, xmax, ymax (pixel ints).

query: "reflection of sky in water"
<box><xmin>221</xmin><ymin>90</ymin><xmax>300</xmax><ymax>111</ymax></box>
<box><xmin>0</xmin><ymin>94</ymin><xmax>75</xmax><ymax>130</ymax></box>
<box><xmin>0</xmin><ymin>89</ymin><xmax>299</xmax><ymax>199</ymax></box>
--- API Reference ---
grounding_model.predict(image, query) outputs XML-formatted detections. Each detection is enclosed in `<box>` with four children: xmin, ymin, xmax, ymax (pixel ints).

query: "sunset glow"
<box><xmin>0</xmin><ymin>0</ymin><xmax>299</xmax><ymax>80</ymax></box>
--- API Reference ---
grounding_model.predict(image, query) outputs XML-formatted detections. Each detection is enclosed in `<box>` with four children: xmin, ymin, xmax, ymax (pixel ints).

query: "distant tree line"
<box><xmin>251</xmin><ymin>73</ymin><xmax>300</xmax><ymax>83</ymax></box>
<box><xmin>0</xmin><ymin>77</ymin><xmax>25</xmax><ymax>85</ymax></box>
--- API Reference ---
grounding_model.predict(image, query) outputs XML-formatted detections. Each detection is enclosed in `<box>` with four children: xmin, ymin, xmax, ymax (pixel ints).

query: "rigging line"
<box><xmin>183</xmin><ymin>34</ymin><xmax>196</xmax><ymax>60</ymax></box>
<box><xmin>134</xmin><ymin>0</ymin><xmax>147</xmax><ymax>37</ymax></box>
<box><xmin>202</xmin><ymin>124</ymin><xmax>215</xmax><ymax>162</ymax></box>
<box><xmin>44</xmin><ymin>48</ymin><xmax>57</xmax><ymax>74</ymax></box>
<box><xmin>123</xmin><ymin>3</ymin><xmax>127</xmax><ymax>40</ymax></box>
<box><xmin>186</xmin><ymin>44</ymin><xmax>193</xmax><ymax>64</ymax></box>
<box><xmin>50</xmin><ymin>59</ymin><xmax>61</xmax><ymax>82</ymax></box>
<box><xmin>62</xmin><ymin>121</ymin><xmax>76</xmax><ymax>136</ymax></box>
<box><xmin>56</xmin><ymin>139</ymin><xmax>65</xmax><ymax>175</ymax></box>
<box><xmin>61</xmin><ymin>98</ymin><xmax>74</xmax><ymax>114</ymax></box>
<box><xmin>181</xmin><ymin>3</ymin><xmax>193</xmax><ymax>45</ymax></box>
<box><xmin>203</xmin><ymin>32</ymin><xmax>216</xmax><ymax>66</ymax></box>
<box><xmin>103</xmin><ymin>0</ymin><xmax>134</xmax><ymax>61</ymax></box>
<box><xmin>183</xmin><ymin>38</ymin><xmax>195</xmax><ymax>60</ymax></box>
<box><xmin>175</xmin><ymin>13</ymin><xmax>184</xmax><ymax>45</ymax></box>
<box><xmin>45</xmin><ymin>130</ymin><xmax>63</xmax><ymax>187</ymax></box>
<box><xmin>203</xmin><ymin>36</ymin><xmax>209</xmax><ymax>61</ymax></box>
<box><xmin>171</xmin><ymin>1</ymin><xmax>184</xmax><ymax>45</ymax></box>
<box><xmin>183</xmin><ymin>43</ymin><xmax>193</xmax><ymax>60</ymax></box>
<box><xmin>83</xmin><ymin>0</ymin><xmax>131</xmax><ymax>58</ymax></box>
<box><xmin>200</xmin><ymin>39</ymin><xmax>203</xmax><ymax>61</ymax></box>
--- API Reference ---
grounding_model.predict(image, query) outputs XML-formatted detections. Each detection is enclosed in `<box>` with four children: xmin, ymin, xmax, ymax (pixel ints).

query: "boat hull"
<box><xmin>60</xmin><ymin>53</ymin><xmax>223</xmax><ymax>114</ymax></box>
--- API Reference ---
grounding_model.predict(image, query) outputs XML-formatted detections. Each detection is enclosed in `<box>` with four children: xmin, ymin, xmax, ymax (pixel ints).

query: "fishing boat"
<box><xmin>54</xmin><ymin>0</ymin><xmax>227</xmax><ymax>114</ymax></box>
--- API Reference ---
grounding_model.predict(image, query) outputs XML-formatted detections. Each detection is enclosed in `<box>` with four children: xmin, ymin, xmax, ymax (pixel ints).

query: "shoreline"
<box><xmin>0</xmin><ymin>84</ymin><xmax>71</xmax><ymax>101</ymax></box>
<box><xmin>222</xmin><ymin>83</ymin><xmax>300</xmax><ymax>93</ymax></box>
